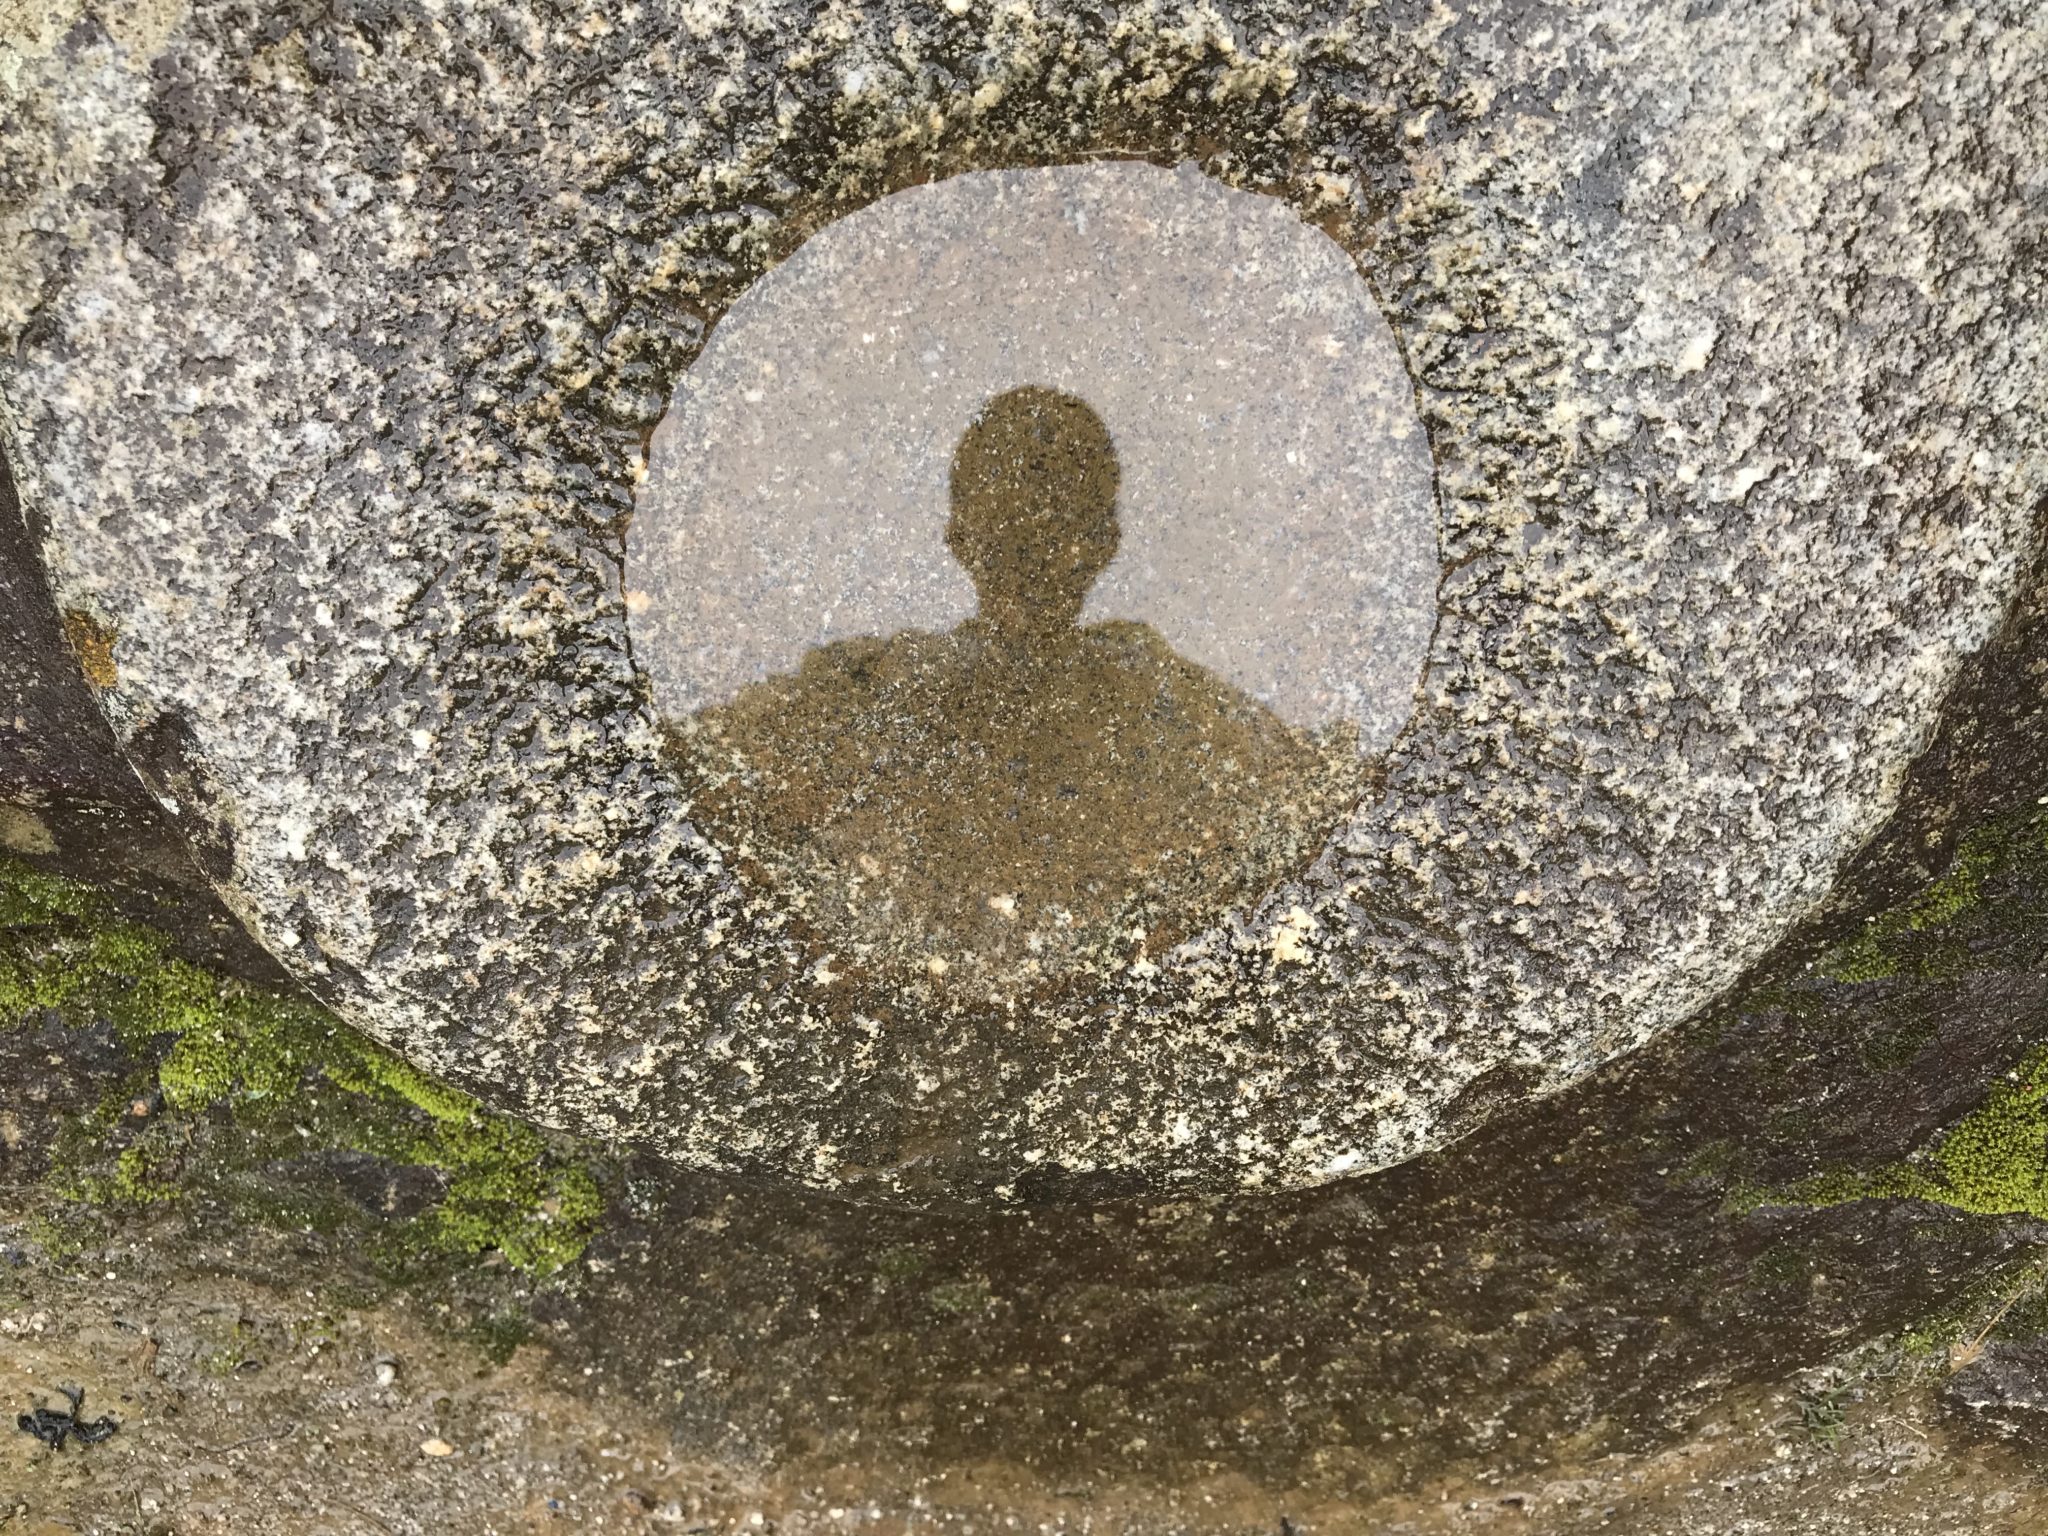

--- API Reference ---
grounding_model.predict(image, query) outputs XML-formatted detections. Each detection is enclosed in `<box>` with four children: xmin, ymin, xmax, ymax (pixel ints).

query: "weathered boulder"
<box><xmin>1</xmin><ymin>0</ymin><xmax>2041</xmax><ymax>1202</ymax></box>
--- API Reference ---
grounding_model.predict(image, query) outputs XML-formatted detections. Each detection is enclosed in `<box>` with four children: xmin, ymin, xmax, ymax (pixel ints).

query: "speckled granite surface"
<box><xmin>0</xmin><ymin>0</ymin><xmax>2041</xmax><ymax>1200</ymax></box>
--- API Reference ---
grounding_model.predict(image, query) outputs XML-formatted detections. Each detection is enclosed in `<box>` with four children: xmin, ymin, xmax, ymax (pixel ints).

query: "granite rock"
<box><xmin>0</xmin><ymin>0</ymin><xmax>2042</xmax><ymax>1200</ymax></box>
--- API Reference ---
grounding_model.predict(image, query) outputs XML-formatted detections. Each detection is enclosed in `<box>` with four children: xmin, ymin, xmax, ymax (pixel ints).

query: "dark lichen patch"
<box><xmin>458</xmin><ymin>1305</ymin><xmax>538</xmax><ymax>1367</ymax></box>
<box><xmin>923</xmin><ymin>1276</ymin><xmax>996</xmax><ymax>1317</ymax></box>
<box><xmin>1748</xmin><ymin>1240</ymin><xmax>1817</xmax><ymax>1292</ymax></box>
<box><xmin>0</xmin><ymin>853</ymin><xmax>603</xmax><ymax>1277</ymax></box>
<box><xmin>1990</xmin><ymin>1261</ymin><xmax>2048</xmax><ymax>1345</ymax></box>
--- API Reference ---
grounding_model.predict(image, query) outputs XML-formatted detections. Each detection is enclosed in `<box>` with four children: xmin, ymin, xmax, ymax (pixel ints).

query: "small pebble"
<box><xmin>420</xmin><ymin>1437</ymin><xmax>454</xmax><ymax>1458</ymax></box>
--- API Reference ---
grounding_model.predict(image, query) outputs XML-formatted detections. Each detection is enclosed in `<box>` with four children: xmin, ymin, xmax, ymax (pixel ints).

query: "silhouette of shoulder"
<box><xmin>1080</xmin><ymin>619</ymin><xmax>1319</xmax><ymax>762</ymax></box>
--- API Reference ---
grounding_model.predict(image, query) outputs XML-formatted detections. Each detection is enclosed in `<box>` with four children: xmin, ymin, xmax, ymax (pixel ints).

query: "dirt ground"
<box><xmin>3</xmin><ymin>1214</ymin><xmax>2046</xmax><ymax>1536</ymax></box>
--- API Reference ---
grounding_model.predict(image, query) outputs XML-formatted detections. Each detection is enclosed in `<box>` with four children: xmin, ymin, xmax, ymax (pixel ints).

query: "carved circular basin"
<box><xmin>626</xmin><ymin>163</ymin><xmax>1438</xmax><ymax>986</ymax></box>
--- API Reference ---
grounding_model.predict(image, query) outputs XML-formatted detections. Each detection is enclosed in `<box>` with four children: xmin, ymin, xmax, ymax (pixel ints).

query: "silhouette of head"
<box><xmin>948</xmin><ymin>386</ymin><xmax>1120</xmax><ymax>642</ymax></box>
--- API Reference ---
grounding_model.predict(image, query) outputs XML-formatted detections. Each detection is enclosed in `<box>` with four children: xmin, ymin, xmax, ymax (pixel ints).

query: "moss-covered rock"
<box><xmin>1762</xmin><ymin>810</ymin><xmax>2048</xmax><ymax>1223</ymax></box>
<box><xmin>1778</xmin><ymin>1049</ymin><xmax>2048</xmax><ymax>1224</ymax></box>
<box><xmin>1821</xmin><ymin>811</ymin><xmax>2048</xmax><ymax>986</ymax></box>
<box><xmin>1</xmin><ymin>852</ymin><xmax>603</xmax><ymax>1275</ymax></box>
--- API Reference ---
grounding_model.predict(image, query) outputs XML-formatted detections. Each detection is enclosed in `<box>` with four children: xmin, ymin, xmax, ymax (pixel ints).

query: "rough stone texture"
<box><xmin>9</xmin><ymin>405</ymin><xmax>2048</xmax><ymax>1529</ymax></box>
<box><xmin>1</xmin><ymin>2</ymin><xmax>2043</xmax><ymax>1201</ymax></box>
<box><xmin>0</xmin><ymin>450</ymin><xmax>290</xmax><ymax>986</ymax></box>
<box><xmin>1946</xmin><ymin>1340</ymin><xmax>2048</xmax><ymax>1442</ymax></box>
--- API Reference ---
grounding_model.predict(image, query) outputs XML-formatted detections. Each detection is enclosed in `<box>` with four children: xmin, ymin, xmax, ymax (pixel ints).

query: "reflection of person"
<box><xmin>675</xmin><ymin>386</ymin><xmax>1359</xmax><ymax>968</ymax></box>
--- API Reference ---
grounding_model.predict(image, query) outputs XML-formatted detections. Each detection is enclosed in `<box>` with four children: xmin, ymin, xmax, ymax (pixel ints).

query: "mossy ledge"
<box><xmin>1775</xmin><ymin>1046</ymin><xmax>2048</xmax><ymax>1224</ymax></box>
<box><xmin>1762</xmin><ymin>805</ymin><xmax>2048</xmax><ymax>1223</ymax></box>
<box><xmin>1</xmin><ymin>853</ymin><xmax>603</xmax><ymax>1275</ymax></box>
<box><xmin>1822</xmin><ymin>823</ymin><xmax>2008</xmax><ymax>985</ymax></box>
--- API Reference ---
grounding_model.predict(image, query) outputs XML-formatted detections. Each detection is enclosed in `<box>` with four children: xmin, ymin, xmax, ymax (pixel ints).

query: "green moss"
<box><xmin>1675</xmin><ymin>1139</ymin><xmax>1737</xmax><ymax>1183</ymax></box>
<box><xmin>1745</xmin><ymin>806</ymin><xmax>2048</xmax><ymax>1222</ymax></box>
<box><xmin>20</xmin><ymin>1209</ymin><xmax>95</xmax><ymax>1264</ymax></box>
<box><xmin>103</xmin><ymin>1138</ymin><xmax>187</xmax><ymax>1206</ymax></box>
<box><xmin>1898</xmin><ymin>1253</ymin><xmax>2048</xmax><ymax>1361</ymax></box>
<box><xmin>1</xmin><ymin>854</ymin><xmax>603</xmax><ymax>1276</ymax></box>
<box><xmin>1771</xmin><ymin>1045</ymin><xmax>2048</xmax><ymax>1222</ymax></box>
<box><xmin>1749</xmin><ymin>1241</ymin><xmax>1812</xmax><ymax>1289</ymax></box>
<box><xmin>925</xmin><ymin>1277</ymin><xmax>995</xmax><ymax>1315</ymax></box>
<box><xmin>0</xmin><ymin>858</ymin><xmax>91</xmax><ymax>927</ymax></box>
<box><xmin>1897</xmin><ymin>1318</ymin><xmax>1951</xmax><ymax>1361</ymax></box>
<box><xmin>874</xmin><ymin>1244</ymin><xmax>931</xmax><ymax>1282</ymax></box>
<box><xmin>1821</xmin><ymin>818</ymin><xmax>2035</xmax><ymax>984</ymax></box>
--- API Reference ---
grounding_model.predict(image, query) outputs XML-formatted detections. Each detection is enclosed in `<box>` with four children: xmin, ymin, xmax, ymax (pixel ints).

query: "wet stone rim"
<box><xmin>0</xmin><ymin>3</ymin><xmax>2039</xmax><ymax>1201</ymax></box>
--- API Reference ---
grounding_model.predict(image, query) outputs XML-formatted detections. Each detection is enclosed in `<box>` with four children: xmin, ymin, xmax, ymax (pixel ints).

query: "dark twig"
<box><xmin>197</xmin><ymin>1418</ymin><xmax>301</xmax><ymax>1455</ymax></box>
<box><xmin>338</xmin><ymin>1498</ymin><xmax>397</xmax><ymax>1534</ymax></box>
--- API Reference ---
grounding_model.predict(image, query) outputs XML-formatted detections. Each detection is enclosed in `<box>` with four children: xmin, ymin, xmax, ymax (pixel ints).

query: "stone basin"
<box><xmin>0</xmin><ymin>0</ymin><xmax>2041</xmax><ymax>1203</ymax></box>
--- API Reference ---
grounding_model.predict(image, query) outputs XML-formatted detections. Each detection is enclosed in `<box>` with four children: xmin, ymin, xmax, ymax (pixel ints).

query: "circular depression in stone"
<box><xmin>626</xmin><ymin>162</ymin><xmax>1438</xmax><ymax>974</ymax></box>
